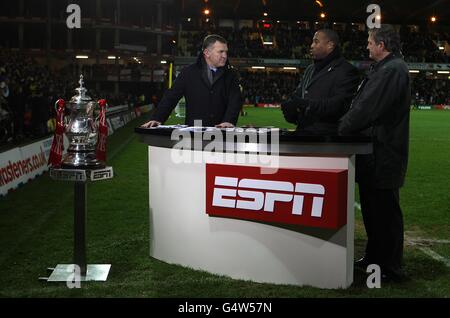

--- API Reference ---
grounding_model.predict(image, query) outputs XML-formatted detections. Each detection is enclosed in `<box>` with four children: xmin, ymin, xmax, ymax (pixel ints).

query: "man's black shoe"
<box><xmin>354</xmin><ymin>257</ymin><xmax>371</xmax><ymax>270</ymax></box>
<box><xmin>381</xmin><ymin>268</ymin><xmax>410</xmax><ymax>283</ymax></box>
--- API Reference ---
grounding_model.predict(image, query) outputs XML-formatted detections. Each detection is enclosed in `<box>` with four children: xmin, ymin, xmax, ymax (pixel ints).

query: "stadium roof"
<box><xmin>177</xmin><ymin>0</ymin><xmax>450</xmax><ymax>25</ymax></box>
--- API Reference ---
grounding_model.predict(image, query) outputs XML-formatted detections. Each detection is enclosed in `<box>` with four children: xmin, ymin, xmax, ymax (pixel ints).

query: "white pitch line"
<box><xmin>109</xmin><ymin>134</ymin><xmax>136</xmax><ymax>160</ymax></box>
<box><xmin>417</xmin><ymin>247</ymin><xmax>450</xmax><ymax>268</ymax></box>
<box><xmin>354</xmin><ymin>201</ymin><xmax>450</xmax><ymax>267</ymax></box>
<box><xmin>410</xmin><ymin>238</ymin><xmax>450</xmax><ymax>245</ymax></box>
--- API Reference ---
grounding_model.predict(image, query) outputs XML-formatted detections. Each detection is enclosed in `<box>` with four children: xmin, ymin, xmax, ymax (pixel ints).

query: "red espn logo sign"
<box><xmin>206</xmin><ymin>164</ymin><xmax>348</xmax><ymax>230</ymax></box>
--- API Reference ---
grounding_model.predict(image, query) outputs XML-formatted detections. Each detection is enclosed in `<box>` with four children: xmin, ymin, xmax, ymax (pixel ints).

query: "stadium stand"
<box><xmin>0</xmin><ymin>0</ymin><xmax>448</xmax><ymax>148</ymax></box>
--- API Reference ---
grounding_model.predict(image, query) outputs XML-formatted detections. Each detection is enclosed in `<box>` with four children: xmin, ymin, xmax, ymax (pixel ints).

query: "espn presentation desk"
<box><xmin>135</xmin><ymin>126</ymin><xmax>372</xmax><ymax>289</ymax></box>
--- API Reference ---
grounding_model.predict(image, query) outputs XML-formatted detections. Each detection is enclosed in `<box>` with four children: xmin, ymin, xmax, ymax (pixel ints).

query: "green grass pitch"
<box><xmin>0</xmin><ymin>108</ymin><xmax>449</xmax><ymax>297</ymax></box>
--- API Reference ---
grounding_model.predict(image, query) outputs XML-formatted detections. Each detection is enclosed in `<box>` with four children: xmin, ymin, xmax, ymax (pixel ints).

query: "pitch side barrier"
<box><xmin>0</xmin><ymin>104</ymin><xmax>153</xmax><ymax>197</ymax></box>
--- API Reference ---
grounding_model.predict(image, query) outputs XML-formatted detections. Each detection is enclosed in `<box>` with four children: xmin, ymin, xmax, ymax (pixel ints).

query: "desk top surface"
<box><xmin>135</xmin><ymin>126</ymin><xmax>372</xmax><ymax>155</ymax></box>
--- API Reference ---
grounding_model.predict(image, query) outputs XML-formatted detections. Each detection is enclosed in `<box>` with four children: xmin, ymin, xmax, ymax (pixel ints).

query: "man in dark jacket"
<box><xmin>142</xmin><ymin>34</ymin><xmax>242</xmax><ymax>128</ymax></box>
<box><xmin>338</xmin><ymin>25</ymin><xmax>411</xmax><ymax>282</ymax></box>
<box><xmin>281</xmin><ymin>29</ymin><xmax>359</xmax><ymax>134</ymax></box>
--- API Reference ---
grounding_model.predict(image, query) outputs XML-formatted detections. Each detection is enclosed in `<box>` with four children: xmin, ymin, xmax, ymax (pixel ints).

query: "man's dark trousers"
<box><xmin>359</xmin><ymin>185</ymin><xmax>404</xmax><ymax>271</ymax></box>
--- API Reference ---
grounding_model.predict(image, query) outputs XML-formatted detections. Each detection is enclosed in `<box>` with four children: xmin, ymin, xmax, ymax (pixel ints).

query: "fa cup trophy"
<box><xmin>48</xmin><ymin>75</ymin><xmax>108</xmax><ymax>169</ymax></box>
<box><xmin>45</xmin><ymin>75</ymin><xmax>113</xmax><ymax>283</ymax></box>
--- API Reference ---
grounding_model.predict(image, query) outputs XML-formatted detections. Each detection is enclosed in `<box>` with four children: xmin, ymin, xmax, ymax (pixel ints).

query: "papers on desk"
<box><xmin>176</xmin><ymin>127</ymin><xmax>273</xmax><ymax>133</ymax></box>
<box><xmin>145</xmin><ymin>124</ymin><xmax>188</xmax><ymax>129</ymax></box>
<box><xmin>144</xmin><ymin>125</ymin><xmax>280</xmax><ymax>134</ymax></box>
<box><xmin>178</xmin><ymin>126</ymin><xmax>213</xmax><ymax>132</ymax></box>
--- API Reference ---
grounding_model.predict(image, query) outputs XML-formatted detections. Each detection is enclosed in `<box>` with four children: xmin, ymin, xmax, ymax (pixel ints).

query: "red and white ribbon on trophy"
<box><xmin>48</xmin><ymin>99</ymin><xmax>66</xmax><ymax>167</ymax></box>
<box><xmin>96</xmin><ymin>99</ymin><xmax>108</xmax><ymax>162</ymax></box>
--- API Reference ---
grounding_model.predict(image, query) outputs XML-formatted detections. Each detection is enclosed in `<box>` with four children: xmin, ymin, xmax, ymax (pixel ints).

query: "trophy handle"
<box><xmin>54</xmin><ymin>99</ymin><xmax>65</xmax><ymax>111</ymax></box>
<box><xmin>54</xmin><ymin>99</ymin><xmax>67</xmax><ymax>126</ymax></box>
<box><xmin>97</xmin><ymin>99</ymin><xmax>107</xmax><ymax>108</ymax></box>
<box><xmin>95</xmin><ymin>99</ymin><xmax>107</xmax><ymax>128</ymax></box>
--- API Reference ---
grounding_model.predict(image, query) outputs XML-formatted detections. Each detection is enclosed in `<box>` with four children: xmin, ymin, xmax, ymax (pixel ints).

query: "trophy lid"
<box><xmin>69</xmin><ymin>75</ymin><xmax>93</xmax><ymax>106</ymax></box>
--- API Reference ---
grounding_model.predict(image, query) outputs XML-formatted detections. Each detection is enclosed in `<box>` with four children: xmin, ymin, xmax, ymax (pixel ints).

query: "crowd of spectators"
<box><xmin>400</xmin><ymin>26</ymin><xmax>449</xmax><ymax>63</ymax></box>
<box><xmin>178</xmin><ymin>24</ymin><xmax>449</xmax><ymax>63</ymax></box>
<box><xmin>240</xmin><ymin>71</ymin><xmax>300</xmax><ymax>105</ymax></box>
<box><xmin>238</xmin><ymin>70</ymin><xmax>449</xmax><ymax>106</ymax></box>
<box><xmin>0</xmin><ymin>51</ymin><xmax>72</xmax><ymax>144</ymax></box>
<box><xmin>0</xmin><ymin>51</ymin><xmax>144</xmax><ymax>146</ymax></box>
<box><xmin>412</xmin><ymin>74</ymin><xmax>450</xmax><ymax>105</ymax></box>
<box><xmin>1</xmin><ymin>21</ymin><xmax>449</xmax><ymax>147</ymax></box>
<box><xmin>178</xmin><ymin>24</ymin><xmax>449</xmax><ymax>107</ymax></box>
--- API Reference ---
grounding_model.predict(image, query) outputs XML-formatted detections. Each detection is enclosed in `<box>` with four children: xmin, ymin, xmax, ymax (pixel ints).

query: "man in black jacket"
<box><xmin>339</xmin><ymin>25</ymin><xmax>411</xmax><ymax>282</ymax></box>
<box><xmin>142</xmin><ymin>34</ymin><xmax>242</xmax><ymax>128</ymax></box>
<box><xmin>281</xmin><ymin>29</ymin><xmax>359</xmax><ymax>134</ymax></box>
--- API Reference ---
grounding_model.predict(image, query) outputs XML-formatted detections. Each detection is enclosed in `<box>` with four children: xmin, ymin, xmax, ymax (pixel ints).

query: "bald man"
<box><xmin>281</xmin><ymin>29</ymin><xmax>359</xmax><ymax>134</ymax></box>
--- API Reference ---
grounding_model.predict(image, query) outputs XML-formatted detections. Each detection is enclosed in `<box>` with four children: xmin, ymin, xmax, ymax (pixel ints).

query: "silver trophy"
<box><xmin>45</xmin><ymin>76</ymin><xmax>113</xmax><ymax>283</ymax></box>
<box><xmin>61</xmin><ymin>75</ymin><xmax>104</xmax><ymax>169</ymax></box>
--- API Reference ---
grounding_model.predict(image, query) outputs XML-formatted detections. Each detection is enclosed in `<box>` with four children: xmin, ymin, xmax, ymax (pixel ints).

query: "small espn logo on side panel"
<box><xmin>205</xmin><ymin>164</ymin><xmax>348</xmax><ymax>230</ymax></box>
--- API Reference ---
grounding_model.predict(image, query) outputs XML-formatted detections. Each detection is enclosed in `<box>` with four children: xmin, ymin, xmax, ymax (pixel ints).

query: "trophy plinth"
<box><xmin>44</xmin><ymin>166</ymin><xmax>114</xmax><ymax>283</ymax></box>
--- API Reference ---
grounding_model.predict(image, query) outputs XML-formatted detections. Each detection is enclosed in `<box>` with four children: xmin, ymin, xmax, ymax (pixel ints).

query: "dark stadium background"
<box><xmin>0</xmin><ymin>0</ymin><xmax>448</xmax><ymax>146</ymax></box>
